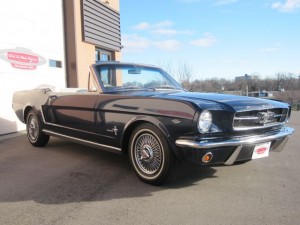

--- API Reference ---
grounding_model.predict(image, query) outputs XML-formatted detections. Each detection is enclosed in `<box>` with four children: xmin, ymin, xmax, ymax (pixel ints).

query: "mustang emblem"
<box><xmin>258</xmin><ymin>111</ymin><xmax>275</xmax><ymax>124</ymax></box>
<box><xmin>107</xmin><ymin>126</ymin><xmax>118</xmax><ymax>136</ymax></box>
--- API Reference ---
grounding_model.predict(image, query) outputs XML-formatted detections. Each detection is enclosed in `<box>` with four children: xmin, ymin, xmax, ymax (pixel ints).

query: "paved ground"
<box><xmin>0</xmin><ymin>112</ymin><xmax>299</xmax><ymax>225</ymax></box>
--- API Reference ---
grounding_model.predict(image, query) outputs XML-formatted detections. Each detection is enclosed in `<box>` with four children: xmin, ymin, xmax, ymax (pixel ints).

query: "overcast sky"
<box><xmin>120</xmin><ymin>0</ymin><xmax>300</xmax><ymax>80</ymax></box>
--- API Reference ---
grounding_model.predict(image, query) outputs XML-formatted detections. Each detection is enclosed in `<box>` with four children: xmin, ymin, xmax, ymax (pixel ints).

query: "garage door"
<box><xmin>0</xmin><ymin>0</ymin><xmax>66</xmax><ymax>135</ymax></box>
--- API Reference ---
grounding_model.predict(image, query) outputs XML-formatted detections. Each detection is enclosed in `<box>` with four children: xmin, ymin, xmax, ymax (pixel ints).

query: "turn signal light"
<box><xmin>202</xmin><ymin>152</ymin><xmax>213</xmax><ymax>163</ymax></box>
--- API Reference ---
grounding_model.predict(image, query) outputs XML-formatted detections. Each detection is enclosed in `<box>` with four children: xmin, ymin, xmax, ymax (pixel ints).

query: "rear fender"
<box><xmin>23</xmin><ymin>105</ymin><xmax>38</xmax><ymax>122</ymax></box>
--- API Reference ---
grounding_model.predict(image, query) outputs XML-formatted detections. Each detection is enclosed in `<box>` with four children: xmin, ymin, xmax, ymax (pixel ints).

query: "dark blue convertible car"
<box><xmin>12</xmin><ymin>61</ymin><xmax>294</xmax><ymax>184</ymax></box>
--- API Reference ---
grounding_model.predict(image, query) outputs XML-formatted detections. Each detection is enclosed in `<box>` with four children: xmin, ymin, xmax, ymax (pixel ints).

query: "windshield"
<box><xmin>94</xmin><ymin>64</ymin><xmax>183</xmax><ymax>93</ymax></box>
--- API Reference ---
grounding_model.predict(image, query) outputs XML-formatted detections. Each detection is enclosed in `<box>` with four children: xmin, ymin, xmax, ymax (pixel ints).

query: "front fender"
<box><xmin>121</xmin><ymin>115</ymin><xmax>182</xmax><ymax>159</ymax></box>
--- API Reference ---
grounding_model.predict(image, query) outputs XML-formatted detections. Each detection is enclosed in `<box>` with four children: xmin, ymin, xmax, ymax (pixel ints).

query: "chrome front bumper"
<box><xmin>175</xmin><ymin>126</ymin><xmax>294</xmax><ymax>165</ymax></box>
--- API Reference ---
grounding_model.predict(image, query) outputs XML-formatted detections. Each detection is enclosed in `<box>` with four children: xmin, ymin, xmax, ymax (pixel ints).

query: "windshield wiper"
<box><xmin>113</xmin><ymin>85</ymin><xmax>181</xmax><ymax>92</ymax></box>
<box><xmin>113</xmin><ymin>86</ymin><xmax>143</xmax><ymax>91</ymax></box>
<box><xmin>146</xmin><ymin>85</ymin><xmax>178</xmax><ymax>91</ymax></box>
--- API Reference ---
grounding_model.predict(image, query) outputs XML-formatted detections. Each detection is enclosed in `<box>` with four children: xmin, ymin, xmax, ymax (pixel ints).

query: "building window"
<box><xmin>49</xmin><ymin>59</ymin><xmax>62</xmax><ymax>68</ymax></box>
<box><xmin>95</xmin><ymin>49</ymin><xmax>112</xmax><ymax>62</ymax></box>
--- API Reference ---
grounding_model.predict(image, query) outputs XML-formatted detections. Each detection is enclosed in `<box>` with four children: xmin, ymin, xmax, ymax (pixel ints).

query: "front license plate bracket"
<box><xmin>252</xmin><ymin>142</ymin><xmax>271</xmax><ymax>159</ymax></box>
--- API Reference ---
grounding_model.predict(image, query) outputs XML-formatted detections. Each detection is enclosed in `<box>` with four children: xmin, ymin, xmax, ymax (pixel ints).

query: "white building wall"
<box><xmin>0</xmin><ymin>0</ymin><xmax>66</xmax><ymax>135</ymax></box>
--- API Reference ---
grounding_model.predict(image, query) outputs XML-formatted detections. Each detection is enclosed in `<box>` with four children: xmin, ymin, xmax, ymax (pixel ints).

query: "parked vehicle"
<box><xmin>12</xmin><ymin>61</ymin><xmax>294</xmax><ymax>184</ymax></box>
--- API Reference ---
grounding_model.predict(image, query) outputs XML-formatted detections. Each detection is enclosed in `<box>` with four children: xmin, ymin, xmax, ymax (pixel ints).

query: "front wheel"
<box><xmin>26</xmin><ymin>110</ymin><xmax>49</xmax><ymax>147</ymax></box>
<box><xmin>129</xmin><ymin>123</ymin><xmax>180</xmax><ymax>185</ymax></box>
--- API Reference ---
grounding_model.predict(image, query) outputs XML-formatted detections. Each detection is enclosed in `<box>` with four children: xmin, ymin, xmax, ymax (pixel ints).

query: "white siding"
<box><xmin>0</xmin><ymin>0</ymin><xmax>66</xmax><ymax>135</ymax></box>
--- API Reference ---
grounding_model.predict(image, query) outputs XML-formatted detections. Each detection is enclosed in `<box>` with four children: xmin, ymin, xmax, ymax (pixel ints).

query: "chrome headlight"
<box><xmin>198</xmin><ymin>110</ymin><xmax>212</xmax><ymax>133</ymax></box>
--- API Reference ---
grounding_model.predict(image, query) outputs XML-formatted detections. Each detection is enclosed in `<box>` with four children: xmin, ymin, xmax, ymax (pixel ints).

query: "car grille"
<box><xmin>233</xmin><ymin>108</ymin><xmax>289</xmax><ymax>130</ymax></box>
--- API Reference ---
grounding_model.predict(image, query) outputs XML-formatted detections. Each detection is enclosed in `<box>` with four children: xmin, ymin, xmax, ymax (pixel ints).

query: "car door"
<box><xmin>47</xmin><ymin>92</ymin><xmax>99</xmax><ymax>141</ymax></box>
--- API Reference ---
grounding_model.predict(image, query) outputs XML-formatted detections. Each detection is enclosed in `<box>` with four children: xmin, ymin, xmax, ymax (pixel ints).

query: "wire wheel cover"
<box><xmin>134</xmin><ymin>133</ymin><xmax>163</xmax><ymax>175</ymax></box>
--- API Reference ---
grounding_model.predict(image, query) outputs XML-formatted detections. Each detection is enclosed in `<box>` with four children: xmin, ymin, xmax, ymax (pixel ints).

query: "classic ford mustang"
<box><xmin>12</xmin><ymin>61</ymin><xmax>294</xmax><ymax>184</ymax></box>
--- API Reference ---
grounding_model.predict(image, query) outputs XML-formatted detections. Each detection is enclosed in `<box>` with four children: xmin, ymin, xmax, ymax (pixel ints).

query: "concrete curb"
<box><xmin>0</xmin><ymin>131</ymin><xmax>26</xmax><ymax>141</ymax></box>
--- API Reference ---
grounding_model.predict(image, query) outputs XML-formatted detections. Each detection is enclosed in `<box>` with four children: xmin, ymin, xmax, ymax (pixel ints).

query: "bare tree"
<box><xmin>177</xmin><ymin>61</ymin><xmax>193</xmax><ymax>82</ymax></box>
<box><xmin>156</xmin><ymin>60</ymin><xmax>175</xmax><ymax>78</ymax></box>
<box><xmin>155</xmin><ymin>60</ymin><xmax>299</xmax><ymax>97</ymax></box>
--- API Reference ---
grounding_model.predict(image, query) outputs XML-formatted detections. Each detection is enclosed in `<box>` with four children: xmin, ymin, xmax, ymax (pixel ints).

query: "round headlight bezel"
<box><xmin>198</xmin><ymin>110</ymin><xmax>212</xmax><ymax>133</ymax></box>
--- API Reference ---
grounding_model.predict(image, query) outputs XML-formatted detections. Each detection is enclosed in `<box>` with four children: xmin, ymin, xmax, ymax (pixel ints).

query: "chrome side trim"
<box><xmin>43</xmin><ymin>129</ymin><xmax>122</xmax><ymax>152</ymax></box>
<box><xmin>175</xmin><ymin>126</ymin><xmax>294</xmax><ymax>149</ymax></box>
<box><xmin>41</xmin><ymin>108</ymin><xmax>113</xmax><ymax>139</ymax></box>
<box><xmin>41</xmin><ymin>103</ymin><xmax>114</xmax><ymax>138</ymax></box>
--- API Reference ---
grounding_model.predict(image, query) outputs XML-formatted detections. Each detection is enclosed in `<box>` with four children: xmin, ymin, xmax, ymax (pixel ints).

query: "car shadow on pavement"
<box><xmin>0</xmin><ymin>136</ymin><xmax>217</xmax><ymax>205</ymax></box>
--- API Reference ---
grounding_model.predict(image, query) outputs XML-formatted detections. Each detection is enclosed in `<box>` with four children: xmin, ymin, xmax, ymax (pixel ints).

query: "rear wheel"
<box><xmin>26</xmin><ymin>110</ymin><xmax>49</xmax><ymax>147</ymax></box>
<box><xmin>129</xmin><ymin>123</ymin><xmax>180</xmax><ymax>185</ymax></box>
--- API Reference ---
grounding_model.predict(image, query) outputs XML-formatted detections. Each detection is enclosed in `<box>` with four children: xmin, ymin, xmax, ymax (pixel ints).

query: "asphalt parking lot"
<box><xmin>0</xmin><ymin>112</ymin><xmax>299</xmax><ymax>225</ymax></box>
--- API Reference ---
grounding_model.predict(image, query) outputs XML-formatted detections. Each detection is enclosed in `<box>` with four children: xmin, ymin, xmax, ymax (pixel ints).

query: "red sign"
<box><xmin>255</xmin><ymin>147</ymin><xmax>267</xmax><ymax>155</ymax></box>
<box><xmin>0</xmin><ymin>47</ymin><xmax>46</xmax><ymax>70</ymax></box>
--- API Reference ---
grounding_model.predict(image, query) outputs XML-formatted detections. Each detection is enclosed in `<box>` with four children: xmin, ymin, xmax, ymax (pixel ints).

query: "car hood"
<box><xmin>119</xmin><ymin>91</ymin><xmax>289</xmax><ymax>112</ymax></box>
<box><xmin>124</xmin><ymin>91</ymin><xmax>289</xmax><ymax>112</ymax></box>
<box><xmin>164</xmin><ymin>92</ymin><xmax>289</xmax><ymax>112</ymax></box>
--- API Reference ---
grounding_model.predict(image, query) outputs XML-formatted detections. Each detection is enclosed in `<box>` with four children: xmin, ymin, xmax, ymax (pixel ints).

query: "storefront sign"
<box><xmin>0</xmin><ymin>47</ymin><xmax>46</xmax><ymax>70</ymax></box>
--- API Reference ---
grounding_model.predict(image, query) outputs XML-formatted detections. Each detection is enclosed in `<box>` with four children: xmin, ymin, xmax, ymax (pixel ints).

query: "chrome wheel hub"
<box><xmin>134</xmin><ymin>133</ymin><xmax>162</xmax><ymax>175</ymax></box>
<box><xmin>141</xmin><ymin>145</ymin><xmax>154</xmax><ymax>161</ymax></box>
<box><xmin>28</xmin><ymin>116</ymin><xmax>38</xmax><ymax>141</ymax></box>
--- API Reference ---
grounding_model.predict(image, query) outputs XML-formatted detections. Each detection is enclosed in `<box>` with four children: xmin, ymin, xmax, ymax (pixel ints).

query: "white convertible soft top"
<box><xmin>35</xmin><ymin>84</ymin><xmax>88</xmax><ymax>93</ymax></box>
